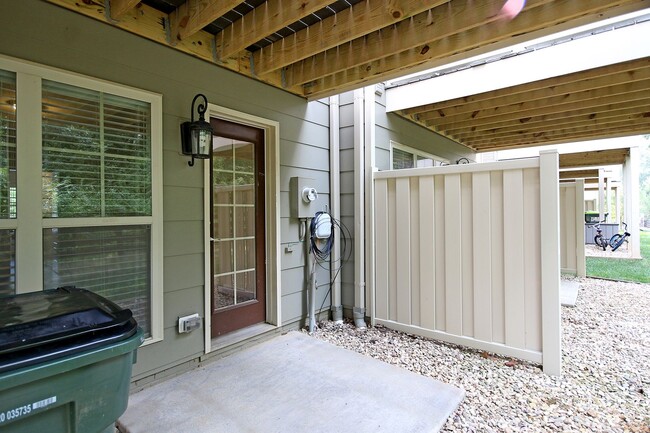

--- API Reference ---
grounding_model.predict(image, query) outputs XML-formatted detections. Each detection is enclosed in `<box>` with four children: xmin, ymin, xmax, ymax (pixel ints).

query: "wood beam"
<box><xmin>449</xmin><ymin>103</ymin><xmax>650</xmax><ymax>138</ymax></box>
<box><xmin>404</xmin><ymin>57</ymin><xmax>650</xmax><ymax>116</ymax></box>
<box><xmin>451</xmin><ymin>111</ymin><xmax>650</xmax><ymax>142</ymax></box>
<box><xmin>216</xmin><ymin>0</ymin><xmax>333</xmax><ymax>61</ymax></box>
<box><xmin>559</xmin><ymin>149</ymin><xmax>629</xmax><ymax>169</ymax></box>
<box><xmin>413</xmin><ymin>61</ymin><xmax>650</xmax><ymax>122</ymax></box>
<box><xmin>440</xmin><ymin>98</ymin><xmax>650</xmax><ymax>137</ymax></box>
<box><xmin>109</xmin><ymin>0</ymin><xmax>140</xmax><ymax>19</ymax></box>
<box><xmin>431</xmin><ymin>83</ymin><xmax>650</xmax><ymax>131</ymax></box>
<box><xmin>468</xmin><ymin>121</ymin><xmax>650</xmax><ymax>150</ymax></box>
<box><xmin>285</xmin><ymin>0</ymin><xmax>536</xmax><ymax>87</ymax></box>
<box><xmin>302</xmin><ymin>0</ymin><xmax>649</xmax><ymax>100</ymax></box>
<box><xmin>453</xmin><ymin>115</ymin><xmax>650</xmax><ymax>144</ymax></box>
<box><xmin>559</xmin><ymin>169</ymin><xmax>599</xmax><ymax>180</ymax></box>
<box><xmin>252</xmin><ymin>0</ymin><xmax>448</xmax><ymax>75</ymax></box>
<box><xmin>45</xmin><ymin>0</ymin><xmax>295</xmax><ymax>94</ymax></box>
<box><xmin>169</xmin><ymin>0</ymin><xmax>241</xmax><ymax>43</ymax></box>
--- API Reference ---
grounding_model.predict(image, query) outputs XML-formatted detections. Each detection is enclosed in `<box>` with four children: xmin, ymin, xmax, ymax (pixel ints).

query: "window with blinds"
<box><xmin>40</xmin><ymin>80</ymin><xmax>154</xmax><ymax>336</ymax></box>
<box><xmin>391</xmin><ymin>141</ymin><xmax>447</xmax><ymax>170</ymax></box>
<box><xmin>392</xmin><ymin>147</ymin><xmax>415</xmax><ymax>169</ymax></box>
<box><xmin>43</xmin><ymin>225</ymin><xmax>151</xmax><ymax>336</ymax></box>
<box><xmin>0</xmin><ymin>69</ymin><xmax>16</xmax><ymax>297</ymax></box>
<box><xmin>42</xmin><ymin>80</ymin><xmax>151</xmax><ymax>218</ymax></box>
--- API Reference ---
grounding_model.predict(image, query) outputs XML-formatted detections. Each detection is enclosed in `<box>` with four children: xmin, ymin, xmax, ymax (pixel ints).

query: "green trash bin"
<box><xmin>0</xmin><ymin>287</ymin><xmax>144</xmax><ymax>433</ymax></box>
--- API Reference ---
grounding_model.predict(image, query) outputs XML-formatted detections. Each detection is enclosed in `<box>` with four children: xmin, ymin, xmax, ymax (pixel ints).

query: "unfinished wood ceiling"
<box><xmin>46</xmin><ymin>0</ymin><xmax>648</xmax><ymax>102</ymax></box>
<box><xmin>399</xmin><ymin>56</ymin><xmax>650</xmax><ymax>151</ymax></box>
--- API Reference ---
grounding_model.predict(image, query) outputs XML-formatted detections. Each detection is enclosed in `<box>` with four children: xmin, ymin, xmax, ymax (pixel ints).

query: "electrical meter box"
<box><xmin>290</xmin><ymin>177</ymin><xmax>318</xmax><ymax>218</ymax></box>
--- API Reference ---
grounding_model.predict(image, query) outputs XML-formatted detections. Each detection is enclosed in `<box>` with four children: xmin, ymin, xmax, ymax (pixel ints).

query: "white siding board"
<box><xmin>396</xmin><ymin>178</ymin><xmax>412</xmax><ymax>324</ymax></box>
<box><xmin>472</xmin><ymin>172</ymin><xmax>492</xmax><ymax>341</ymax></box>
<box><xmin>444</xmin><ymin>174</ymin><xmax>463</xmax><ymax>336</ymax></box>
<box><xmin>490</xmin><ymin>171</ymin><xmax>505</xmax><ymax>344</ymax></box>
<box><xmin>461</xmin><ymin>173</ymin><xmax>474</xmax><ymax>337</ymax></box>
<box><xmin>418</xmin><ymin>176</ymin><xmax>436</xmax><ymax>330</ymax></box>
<box><xmin>503</xmin><ymin>169</ymin><xmax>526</xmax><ymax>350</ymax></box>
<box><xmin>434</xmin><ymin>175</ymin><xmax>446</xmax><ymax>331</ymax></box>
<box><xmin>375</xmin><ymin>179</ymin><xmax>389</xmax><ymax>321</ymax></box>
<box><xmin>524</xmin><ymin>168</ymin><xmax>542</xmax><ymax>352</ymax></box>
<box><xmin>410</xmin><ymin>178</ymin><xmax>421</xmax><ymax>326</ymax></box>
<box><xmin>388</xmin><ymin>179</ymin><xmax>398</xmax><ymax>321</ymax></box>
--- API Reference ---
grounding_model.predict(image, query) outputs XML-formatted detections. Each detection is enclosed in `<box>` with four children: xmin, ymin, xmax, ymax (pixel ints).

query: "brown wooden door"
<box><xmin>210</xmin><ymin>118</ymin><xmax>266</xmax><ymax>337</ymax></box>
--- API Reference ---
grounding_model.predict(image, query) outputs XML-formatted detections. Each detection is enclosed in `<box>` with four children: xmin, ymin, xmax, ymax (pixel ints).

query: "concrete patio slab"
<box><xmin>117</xmin><ymin>331</ymin><xmax>464</xmax><ymax>433</ymax></box>
<box><xmin>561</xmin><ymin>280</ymin><xmax>580</xmax><ymax>307</ymax></box>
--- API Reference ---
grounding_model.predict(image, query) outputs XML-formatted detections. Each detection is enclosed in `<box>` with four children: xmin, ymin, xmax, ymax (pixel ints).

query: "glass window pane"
<box><xmin>234</xmin><ymin>141</ymin><xmax>254</xmax><ymax>173</ymax></box>
<box><xmin>213</xmin><ymin>206</ymin><xmax>234</xmax><ymax>239</ymax></box>
<box><xmin>235</xmin><ymin>174</ymin><xmax>255</xmax><ymax>205</ymax></box>
<box><xmin>235</xmin><ymin>206</ymin><xmax>254</xmax><ymax>237</ymax></box>
<box><xmin>0</xmin><ymin>229</ymin><xmax>16</xmax><ymax>297</ymax></box>
<box><xmin>213</xmin><ymin>137</ymin><xmax>233</xmax><ymax>171</ymax></box>
<box><xmin>214</xmin><ymin>240</ymin><xmax>233</xmax><ymax>274</ymax></box>
<box><xmin>214</xmin><ymin>171</ymin><xmax>234</xmax><ymax>205</ymax></box>
<box><xmin>393</xmin><ymin>148</ymin><xmax>414</xmax><ymax>169</ymax></box>
<box><xmin>215</xmin><ymin>274</ymin><xmax>234</xmax><ymax>309</ymax></box>
<box><xmin>0</xmin><ymin>69</ymin><xmax>17</xmax><ymax>219</ymax></box>
<box><xmin>42</xmin><ymin>225</ymin><xmax>152</xmax><ymax>337</ymax></box>
<box><xmin>236</xmin><ymin>270</ymin><xmax>256</xmax><ymax>303</ymax></box>
<box><xmin>42</xmin><ymin>80</ymin><xmax>152</xmax><ymax>218</ymax></box>
<box><xmin>236</xmin><ymin>238</ymin><xmax>256</xmax><ymax>271</ymax></box>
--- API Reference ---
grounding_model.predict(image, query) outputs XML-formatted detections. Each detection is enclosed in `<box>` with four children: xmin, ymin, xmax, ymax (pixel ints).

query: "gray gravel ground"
<box><xmin>307</xmin><ymin>277</ymin><xmax>649</xmax><ymax>432</ymax></box>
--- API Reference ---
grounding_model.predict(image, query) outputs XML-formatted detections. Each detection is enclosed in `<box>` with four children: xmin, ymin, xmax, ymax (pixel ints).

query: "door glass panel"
<box><xmin>213</xmin><ymin>240</ymin><xmax>233</xmax><ymax>274</ymax></box>
<box><xmin>235</xmin><ymin>206</ymin><xmax>254</xmax><ymax>237</ymax></box>
<box><xmin>236</xmin><ymin>270</ymin><xmax>256</xmax><ymax>304</ymax></box>
<box><xmin>213</xmin><ymin>137</ymin><xmax>257</xmax><ymax>310</ymax></box>
<box><xmin>214</xmin><ymin>274</ymin><xmax>234</xmax><ymax>309</ymax></box>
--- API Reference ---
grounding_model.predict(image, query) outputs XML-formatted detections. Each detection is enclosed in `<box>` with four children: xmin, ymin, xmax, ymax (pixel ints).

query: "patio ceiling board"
<box><xmin>470</xmin><ymin>120</ymin><xmax>650</xmax><ymax>150</ymax></box>
<box><xmin>559</xmin><ymin>169</ymin><xmax>600</xmax><ymax>180</ymax></box>
<box><xmin>412</xmin><ymin>58</ymin><xmax>650</xmax><ymax>122</ymax></box>
<box><xmin>560</xmin><ymin>148</ymin><xmax>630</xmax><ymax>169</ymax></box>
<box><xmin>44</xmin><ymin>0</ymin><xmax>649</xmax><ymax>107</ymax></box>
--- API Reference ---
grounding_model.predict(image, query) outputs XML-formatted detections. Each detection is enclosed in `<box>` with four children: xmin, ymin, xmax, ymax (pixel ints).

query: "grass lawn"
<box><xmin>586</xmin><ymin>230</ymin><xmax>650</xmax><ymax>283</ymax></box>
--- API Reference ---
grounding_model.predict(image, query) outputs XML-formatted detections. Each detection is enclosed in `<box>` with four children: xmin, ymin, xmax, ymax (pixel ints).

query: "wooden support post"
<box><xmin>539</xmin><ymin>150</ymin><xmax>561</xmax><ymax>376</ymax></box>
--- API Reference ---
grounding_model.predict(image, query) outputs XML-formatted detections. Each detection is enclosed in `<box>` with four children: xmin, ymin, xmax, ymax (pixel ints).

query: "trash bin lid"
<box><xmin>0</xmin><ymin>287</ymin><xmax>138</xmax><ymax>373</ymax></box>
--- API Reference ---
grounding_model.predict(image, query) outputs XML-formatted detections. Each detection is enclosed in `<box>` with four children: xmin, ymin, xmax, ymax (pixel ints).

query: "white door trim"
<box><xmin>203</xmin><ymin>104</ymin><xmax>281</xmax><ymax>354</ymax></box>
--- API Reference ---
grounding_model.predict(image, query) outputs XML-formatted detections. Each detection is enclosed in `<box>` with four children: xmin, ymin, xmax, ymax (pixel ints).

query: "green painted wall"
<box><xmin>0</xmin><ymin>0</ymin><xmax>331</xmax><ymax>380</ymax></box>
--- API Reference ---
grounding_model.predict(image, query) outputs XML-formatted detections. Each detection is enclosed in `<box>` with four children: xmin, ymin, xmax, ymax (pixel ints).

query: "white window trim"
<box><xmin>390</xmin><ymin>140</ymin><xmax>448</xmax><ymax>169</ymax></box>
<box><xmin>203</xmin><ymin>104</ymin><xmax>281</xmax><ymax>354</ymax></box>
<box><xmin>0</xmin><ymin>54</ymin><xmax>164</xmax><ymax>346</ymax></box>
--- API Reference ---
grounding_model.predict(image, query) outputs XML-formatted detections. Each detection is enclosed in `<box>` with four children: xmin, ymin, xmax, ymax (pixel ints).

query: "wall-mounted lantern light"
<box><xmin>180</xmin><ymin>94</ymin><xmax>213</xmax><ymax>167</ymax></box>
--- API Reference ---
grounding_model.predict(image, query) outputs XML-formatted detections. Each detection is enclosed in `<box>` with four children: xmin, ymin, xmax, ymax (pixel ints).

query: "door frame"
<box><xmin>203</xmin><ymin>104</ymin><xmax>281</xmax><ymax>354</ymax></box>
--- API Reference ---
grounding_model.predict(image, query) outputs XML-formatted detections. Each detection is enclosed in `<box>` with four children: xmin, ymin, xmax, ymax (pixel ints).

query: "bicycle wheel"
<box><xmin>609</xmin><ymin>234</ymin><xmax>623</xmax><ymax>251</ymax></box>
<box><xmin>594</xmin><ymin>235</ymin><xmax>606</xmax><ymax>250</ymax></box>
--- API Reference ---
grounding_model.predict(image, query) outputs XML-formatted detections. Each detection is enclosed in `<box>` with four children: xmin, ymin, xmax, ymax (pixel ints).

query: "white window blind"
<box><xmin>42</xmin><ymin>80</ymin><xmax>151</xmax><ymax>218</ymax></box>
<box><xmin>0</xmin><ymin>69</ymin><xmax>16</xmax><ymax>297</ymax></box>
<box><xmin>392</xmin><ymin>147</ymin><xmax>415</xmax><ymax>169</ymax></box>
<box><xmin>40</xmin><ymin>79</ymin><xmax>154</xmax><ymax>337</ymax></box>
<box><xmin>43</xmin><ymin>225</ymin><xmax>151</xmax><ymax>335</ymax></box>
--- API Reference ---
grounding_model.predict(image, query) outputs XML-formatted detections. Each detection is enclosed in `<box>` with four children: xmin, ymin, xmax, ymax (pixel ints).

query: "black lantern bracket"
<box><xmin>181</xmin><ymin>94</ymin><xmax>213</xmax><ymax>167</ymax></box>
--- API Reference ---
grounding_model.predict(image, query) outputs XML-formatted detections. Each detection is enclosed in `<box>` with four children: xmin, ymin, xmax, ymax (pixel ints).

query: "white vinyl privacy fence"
<box><xmin>372</xmin><ymin>152</ymin><xmax>561</xmax><ymax>375</ymax></box>
<box><xmin>560</xmin><ymin>180</ymin><xmax>586</xmax><ymax>277</ymax></box>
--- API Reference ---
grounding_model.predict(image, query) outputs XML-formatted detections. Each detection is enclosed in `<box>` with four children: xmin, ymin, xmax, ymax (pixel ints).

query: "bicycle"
<box><xmin>591</xmin><ymin>220</ymin><xmax>608</xmax><ymax>251</ymax></box>
<box><xmin>608</xmin><ymin>222</ymin><xmax>630</xmax><ymax>252</ymax></box>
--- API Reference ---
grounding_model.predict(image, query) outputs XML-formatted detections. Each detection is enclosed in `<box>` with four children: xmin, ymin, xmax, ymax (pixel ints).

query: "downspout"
<box><xmin>363</xmin><ymin>85</ymin><xmax>376</xmax><ymax>327</ymax></box>
<box><xmin>329</xmin><ymin>95</ymin><xmax>343</xmax><ymax>323</ymax></box>
<box><xmin>353</xmin><ymin>89</ymin><xmax>366</xmax><ymax>328</ymax></box>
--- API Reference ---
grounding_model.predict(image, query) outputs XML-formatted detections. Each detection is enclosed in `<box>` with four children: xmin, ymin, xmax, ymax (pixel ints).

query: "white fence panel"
<box><xmin>373</xmin><ymin>153</ymin><xmax>561</xmax><ymax>375</ymax></box>
<box><xmin>560</xmin><ymin>180</ymin><xmax>586</xmax><ymax>277</ymax></box>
